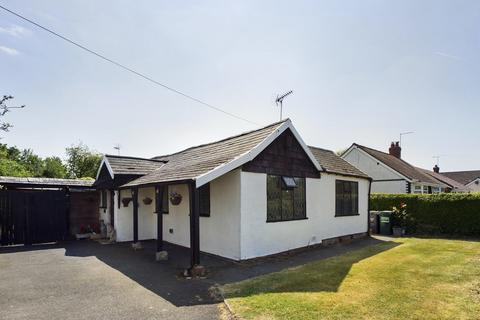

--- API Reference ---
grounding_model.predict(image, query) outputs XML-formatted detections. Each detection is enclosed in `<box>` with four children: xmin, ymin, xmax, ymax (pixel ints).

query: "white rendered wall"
<box><xmin>114</xmin><ymin>189</ymin><xmax>133</xmax><ymax>242</ymax></box>
<box><xmin>343</xmin><ymin>148</ymin><xmax>407</xmax><ymax>194</ymax></box>
<box><xmin>240</xmin><ymin>171</ymin><xmax>369</xmax><ymax>260</ymax></box>
<box><xmin>371</xmin><ymin>180</ymin><xmax>407</xmax><ymax>193</ymax></box>
<box><xmin>466</xmin><ymin>179</ymin><xmax>480</xmax><ymax>192</ymax></box>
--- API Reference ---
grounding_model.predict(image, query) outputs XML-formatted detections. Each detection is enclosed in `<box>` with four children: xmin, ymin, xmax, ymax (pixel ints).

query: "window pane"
<box><xmin>293</xmin><ymin>177</ymin><xmax>306</xmax><ymax>219</ymax></box>
<box><xmin>199</xmin><ymin>183</ymin><xmax>210</xmax><ymax>217</ymax></box>
<box><xmin>282</xmin><ymin>176</ymin><xmax>297</xmax><ymax>188</ymax></box>
<box><xmin>352</xmin><ymin>182</ymin><xmax>358</xmax><ymax>214</ymax></box>
<box><xmin>335</xmin><ymin>180</ymin><xmax>358</xmax><ymax>216</ymax></box>
<box><xmin>335</xmin><ymin>180</ymin><xmax>343</xmax><ymax>215</ymax></box>
<box><xmin>267</xmin><ymin>175</ymin><xmax>282</xmax><ymax>221</ymax></box>
<box><xmin>281</xmin><ymin>189</ymin><xmax>294</xmax><ymax>220</ymax></box>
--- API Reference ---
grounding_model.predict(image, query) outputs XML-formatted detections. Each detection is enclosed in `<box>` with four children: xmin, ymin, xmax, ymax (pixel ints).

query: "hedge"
<box><xmin>370</xmin><ymin>193</ymin><xmax>480</xmax><ymax>236</ymax></box>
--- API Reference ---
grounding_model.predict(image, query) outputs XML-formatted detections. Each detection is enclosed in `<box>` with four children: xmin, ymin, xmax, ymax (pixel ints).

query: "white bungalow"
<box><xmin>94</xmin><ymin>119</ymin><xmax>371</xmax><ymax>273</ymax></box>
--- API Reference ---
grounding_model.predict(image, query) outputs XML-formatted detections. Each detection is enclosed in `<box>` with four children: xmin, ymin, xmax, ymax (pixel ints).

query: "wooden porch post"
<box><xmin>189</xmin><ymin>181</ymin><xmax>201</xmax><ymax>270</ymax></box>
<box><xmin>155</xmin><ymin>185</ymin><xmax>164</xmax><ymax>252</ymax></box>
<box><xmin>153</xmin><ymin>185</ymin><xmax>168</xmax><ymax>260</ymax></box>
<box><xmin>132</xmin><ymin>187</ymin><xmax>139</xmax><ymax>246</ymax></box>
<box><xmin>109</xmin><ymin>189</ymin><xmax>115</xmax><ymax>228</ymax></box>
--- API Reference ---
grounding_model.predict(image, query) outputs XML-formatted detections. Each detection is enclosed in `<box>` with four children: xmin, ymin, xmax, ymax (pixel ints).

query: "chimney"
<box><xmin>433</xmin><ymin>165</ymin><xmax>440</xmax><ymax>173</ymax></box>
<box><xmin>389</xmin><ymin>141</ymin><xmax>401</xmax><ymax>158</ymax></box>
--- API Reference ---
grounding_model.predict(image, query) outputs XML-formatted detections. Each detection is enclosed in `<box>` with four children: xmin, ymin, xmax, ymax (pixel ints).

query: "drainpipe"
<box><xmin>367</xmin><ymin>178</ymin><xmax>372</xmax><ymax>236</ymax></box>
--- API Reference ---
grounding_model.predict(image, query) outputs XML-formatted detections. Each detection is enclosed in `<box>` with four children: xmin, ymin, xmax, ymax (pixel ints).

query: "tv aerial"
<box><xmin>275</xmin><ymin>90</ymin><xmax>293</xmax><ymax>121</ymax></box>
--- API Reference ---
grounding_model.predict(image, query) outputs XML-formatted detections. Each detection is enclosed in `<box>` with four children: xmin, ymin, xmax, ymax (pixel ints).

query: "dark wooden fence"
<box><xmin>0</xmin><ymin>190</ymin><xmax>68</xmax><ymax>245</ymax></box>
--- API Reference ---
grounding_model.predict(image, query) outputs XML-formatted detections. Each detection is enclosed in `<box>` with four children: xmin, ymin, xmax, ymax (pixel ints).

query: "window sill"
<box><xmin>154</xmin><ymin>211</ymin><xmax>169</xmax><ymax>214</ymax></box>
<box><xmin>335</xmin><ymin>213</ymin><xmax>360</xmax><ymax>217</ymax></box>
<box><xmin>266</xmin><ymin>217</ymin><xmax>308</xmax><ymax>223</ymax></box>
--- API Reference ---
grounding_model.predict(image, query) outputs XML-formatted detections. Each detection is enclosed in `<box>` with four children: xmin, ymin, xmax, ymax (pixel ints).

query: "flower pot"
<box><xmin>142</xmin><ymin>197</ymin><xmax>152</xmax><ymax>205</ymax></box>
<box><xmin>169</xmin><ymin>193</ymin><xmax>182</xmax><ymax>206</ymax></box>
<box><xmin>122</xmin><ymin>197</ymin><xmax>132</xmax><ymax>207</ymax></box>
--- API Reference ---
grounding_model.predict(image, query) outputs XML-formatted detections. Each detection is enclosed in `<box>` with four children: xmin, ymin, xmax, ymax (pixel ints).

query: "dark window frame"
<box><xmin>199</xmin><ymin>183</ymin><xmax>210</xmax><ymax>217</ymax></box>
<box><xmin>267</xmin><ymin>175</ymin><xmax>307</xmax><ymax>222</ymax></box>
<box><xmin>99</xmin><ymin>189</ymin><xmax>107</xmax><ymax>208</ymax></box>
<box><xmin>335</xmin><ymin>180</ymin><xmax>359</xmax><ymax>217</ymax></box>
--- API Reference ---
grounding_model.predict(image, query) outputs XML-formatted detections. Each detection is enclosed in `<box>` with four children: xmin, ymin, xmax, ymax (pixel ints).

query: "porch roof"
<box><xmin>121</xmin><ymin>119</ymin><xmax>325</xmax><ymax>188</ymax></box>
<box><xmin>121</xmin><ymin>120</ymin><xmax>290</xmax><ymax>188</ymax></box>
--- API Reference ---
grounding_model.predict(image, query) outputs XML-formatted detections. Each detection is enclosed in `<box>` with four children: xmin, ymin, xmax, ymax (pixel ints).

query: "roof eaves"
<box><xmin>349</xmin><ymin>144</ymin><xmax>413</xmax><ymax>182</ymax></box>
<box><xmin>195</xmin><ymin>119</ymin><xmax>323</xmax><ymax>188</ymax></box>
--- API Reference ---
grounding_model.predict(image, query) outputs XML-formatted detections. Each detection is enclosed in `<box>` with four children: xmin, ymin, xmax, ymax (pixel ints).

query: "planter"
<box><xmin>122</xmin><ymin>197</ymin><xmax>132</xmax><ymax>207</ymax></box>
<box><xmin>169</xmin><ymin>192</ymin><xmax>182</xmax><ymax>206</ymax></box>
<box><xmin>75</xmin><ymin>233</ymin><xmax>92</xmax><ymax>240</ymax></box>
<box><xmin>392</xmin><ymin>226</ymin><xmax>405</xmax><ymax>237</ymax></box>
<box><xmin>142</xmin><ymin>197</ymin><xmax>153</xmax><ymax>205</ymax></box>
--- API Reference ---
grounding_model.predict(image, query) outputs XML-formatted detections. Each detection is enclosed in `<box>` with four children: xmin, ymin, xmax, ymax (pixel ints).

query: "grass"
<box><xmin>222</xmin><ymin>238</ymin><xmax>480</xmax><ymax>320</ymax></box>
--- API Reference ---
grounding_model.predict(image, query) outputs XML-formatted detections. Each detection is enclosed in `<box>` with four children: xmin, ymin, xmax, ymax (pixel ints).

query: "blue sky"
<box><xmin>0</xmin><ymin>0</ymin><xmax>479</xmax><ymax>171</ymax></box>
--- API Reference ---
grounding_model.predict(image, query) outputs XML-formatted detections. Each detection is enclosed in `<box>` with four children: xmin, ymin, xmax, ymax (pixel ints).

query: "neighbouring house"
<box><xmin>93</xmin><ymin>119</ymin><xmax>371</xmax><ymax>271</ymax></box>
<box><xmin>340</xmin><ymin>142</ymin><xmax>464</xmax><ymax>194</ymax></box>
<box><xmin>441</xmin><ymin>170</ymin><xmax>480</xmax><ymax>192</ymax></box>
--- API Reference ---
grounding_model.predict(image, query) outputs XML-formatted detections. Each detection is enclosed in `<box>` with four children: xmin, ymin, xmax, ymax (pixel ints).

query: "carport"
<box><xmin>0</xmin><ymin>176</ymin><xmax>98</xmax><ymax>245</ymax></box>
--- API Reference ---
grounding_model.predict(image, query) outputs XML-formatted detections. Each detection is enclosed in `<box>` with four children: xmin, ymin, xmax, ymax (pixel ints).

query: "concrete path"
<box><xmin>0</xmin><ymin>237</ymin><xmax>385</xmax><ymax>320</ymax></box>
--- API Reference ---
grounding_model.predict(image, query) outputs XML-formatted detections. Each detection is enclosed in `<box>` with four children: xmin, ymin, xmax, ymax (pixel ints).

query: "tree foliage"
<box><xmin>0</xmin><ymin>142</ymin><xmax>100</xmax><ymax>179</ymax></box>
<box><xmin>65</xmin><ymin>143</ymin><xmax>101</xmax><ymax>179</ymax></box>
<box><xmin>43</xmin><ymin>156</ymin><xmax>67</xmax><ymax>178</ymax></box>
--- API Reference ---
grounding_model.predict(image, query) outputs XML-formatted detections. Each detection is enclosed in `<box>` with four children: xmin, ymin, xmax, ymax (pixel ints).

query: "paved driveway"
<box><xmin>0</xmin><ymin>237</ymin><xmax>383</xmax><ymax>320</ymax></box>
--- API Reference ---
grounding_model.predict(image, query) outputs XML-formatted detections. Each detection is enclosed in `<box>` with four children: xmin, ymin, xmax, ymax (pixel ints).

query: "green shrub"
<box><xmin>371</xmin><ymin>193</ymin><xmax>480</xmax><ymax>236</ymax></box>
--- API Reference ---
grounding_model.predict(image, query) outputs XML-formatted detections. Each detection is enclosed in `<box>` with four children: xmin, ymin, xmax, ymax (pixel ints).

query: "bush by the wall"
<box><xmin>370</xmin><ymin>193</ymin><xmax>480</xmax><ymax>236</ymax></box>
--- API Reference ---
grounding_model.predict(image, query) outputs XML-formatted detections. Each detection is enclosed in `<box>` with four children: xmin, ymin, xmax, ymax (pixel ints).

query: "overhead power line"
<box><xmin>0</xmin><ymin>5</ymin><xmax>259</xmax><ymax>126</ymax></box>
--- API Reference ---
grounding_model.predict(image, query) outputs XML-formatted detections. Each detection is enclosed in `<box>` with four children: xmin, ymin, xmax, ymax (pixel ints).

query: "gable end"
<box><xmin>242</xmin><ymin>129</ymin><xmax>320</xmax><ymax>178</ymax></box>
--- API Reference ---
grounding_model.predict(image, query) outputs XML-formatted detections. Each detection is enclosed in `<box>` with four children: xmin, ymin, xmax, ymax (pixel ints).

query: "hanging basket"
<box><xmin>122</xmin><ymin>197</ymin><xmax>132</xmax><ymax>207</ymax></box>
<box><xmin>169</xmin><ymin>192</ymin><xmax>182</xmax><ymax>206</ymax></box>
<box><xmin>142</xmin><ymin>197</ymin><xmax>153</xmax><ymax>205</ymax></box>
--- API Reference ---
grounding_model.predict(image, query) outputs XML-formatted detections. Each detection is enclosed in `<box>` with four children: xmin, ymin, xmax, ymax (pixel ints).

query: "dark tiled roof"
<box><xmin>0</xmin><ymin>176</ymin><xmax>94</xmax><ymax>187</ymax></box>
<box><xmin>105</xmin><ymin>155</ymin><xmax>165</xmax><ymax>176</ymax></box>
<box><xmin>441</xmin><ymin>170</ymin><xmax>480</xmax><ymax>186</ymax></box>
<box><xmin>415</xmin><ymin>168</ymin><xmax>468</xmax><ymax>192</ymax></box>
<box><xmin>353</xmin><ymin>144</ymin><xmax>446</xmax><ymax>186</ymax></box>
<box><xmin>309</xmin><ymin>146</ymin><xmax>369</xmax><ymax>178</ymax></box>
<box><xmin>123</xmin><ymin>120</ymin><xmax>288</xmax><ymax>187</ymax></box>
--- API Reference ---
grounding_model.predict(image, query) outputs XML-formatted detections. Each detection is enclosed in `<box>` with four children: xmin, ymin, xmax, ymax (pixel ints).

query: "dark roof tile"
<box><xmin>441</xmin><ymin>170</ymin><xmax>480</xmax><ymax>185</ymax></box>
<box><xmin>353</xmin><ymin>144</ymin><xmax>446</xmax><ymax>186</ymax></box>
<box><xmin>309</xmin><ymin>146</ymin><xmax>369</xmax><ymax>178</ymax></box>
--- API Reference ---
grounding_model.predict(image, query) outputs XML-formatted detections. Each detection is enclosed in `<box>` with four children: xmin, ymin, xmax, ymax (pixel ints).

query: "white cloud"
<box><xmin>434</xmin><ymin>51</ymin><xmax>462</xmax><ymax>61</ymax></box>
<box><xmin>0</xmin><ymin>45</ymin><xmax>19</xmax><ymax>55</ymax></box>
<box><xmin>0</xmin><ymin>25</ymin><xmax>31</xmax><ymax>37</ymax></box>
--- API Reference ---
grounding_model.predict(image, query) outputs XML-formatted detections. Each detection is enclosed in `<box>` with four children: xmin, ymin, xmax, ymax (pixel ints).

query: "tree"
<box><xmin>65</xmin><ymin>142</ymin><xmax>101</xmax><ymax>179</ymax></box>
<box><xmin>0</xmin><ymin>146</ymin><xmax>31</xmax><ymax>176</ymax></box>
<box><xmin>1</xmin><ymin>95</ymin><xmax>25</xmax><ymax>132</ymax></box>
<box><xmin>43</xmin><ymin>156</ymin><xmax>67</xmax><ymax>178</ymax></box>
<box><xmin>0</xmin><ymin>158</ymin><xmax>31</xmax><ymax>176</ymax></box>
<box><xmin>19</xmin><ymin>149</ymin><xmax>44</xmax><ymax>177</ymax></box>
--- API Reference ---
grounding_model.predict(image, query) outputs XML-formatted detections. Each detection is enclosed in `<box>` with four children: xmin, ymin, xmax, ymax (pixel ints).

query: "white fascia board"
<box><xmin>95</xmin><ymin>156</ymin><xmax>114</xmax><ymax>180</ymax></box>
<box><xmin>195</xmin><ymin>120</ymin><xmax>323</xmax><ymax>188</ymax></box>
<box><xmin>350</xmin><ymin>146</ymin><xmax>413</xmax><ymax>182</ymax></box>
<box><xmin>466</xmin><ymin>177</ymin><xmax>480</xmax><ymax>187</ymax></box>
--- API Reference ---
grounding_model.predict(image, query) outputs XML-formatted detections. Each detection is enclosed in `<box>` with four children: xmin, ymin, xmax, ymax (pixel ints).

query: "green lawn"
<box><xmin>222</xmin><ymin>238</ymin><xmax>480</xmax><ymax>320</ymax></box>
